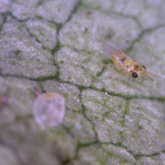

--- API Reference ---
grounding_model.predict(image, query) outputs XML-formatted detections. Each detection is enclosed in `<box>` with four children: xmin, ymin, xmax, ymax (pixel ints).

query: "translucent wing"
<box><xmin>102</xmin><ymin>42</ymin><xmax>131</xmax><ymax>60</ymax></box>
<box><xmin>116</xmin><ymin>58</ymin><xmax>128</xmax><ymax>73</ymax></box>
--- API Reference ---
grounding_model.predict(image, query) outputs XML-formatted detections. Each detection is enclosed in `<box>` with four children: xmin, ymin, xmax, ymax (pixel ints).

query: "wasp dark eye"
<box><xmin>142</xmin><ymin>65</ymin><xmax>146</xmax><ymax>70</ymax></box>
<box><xmin>132</xmin><ymin>72</ymin><xmax>138</xmax><ymax>78</ymax></box>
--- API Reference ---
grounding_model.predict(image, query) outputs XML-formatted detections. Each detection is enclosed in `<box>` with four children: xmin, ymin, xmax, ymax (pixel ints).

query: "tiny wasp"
<box><xmin>102</xmin><ymin>42</ymin><xmax>162</xmax><ymax>82</ymax></box>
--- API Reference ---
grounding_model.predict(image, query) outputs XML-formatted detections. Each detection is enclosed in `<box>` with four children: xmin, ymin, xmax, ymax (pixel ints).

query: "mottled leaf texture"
<box><xmin>0</xmin><ymin>0</ymin><xmax>165</xmax><ymax>164</ymax></box>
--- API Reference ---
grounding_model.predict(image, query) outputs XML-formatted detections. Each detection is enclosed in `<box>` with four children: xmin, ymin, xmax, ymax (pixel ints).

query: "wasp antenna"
<box><xmin>145</xmin><ymin>72</ymin><xmax>162</xmax><ymax>79</ymax></box>
<box><xmin>145</xmin><ymin>74</ymin><xmax>154</xmax><ymax>82</ymax></box>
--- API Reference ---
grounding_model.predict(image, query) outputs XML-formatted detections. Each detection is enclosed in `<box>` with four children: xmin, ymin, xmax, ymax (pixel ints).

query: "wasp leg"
<box><xmin>145</xmin><ymin>74</ymin><xmax>154</xmax><ymax>82</ymax></box>
<box><xmin>145</xmin><ymin>72</ymin><xmax>162</xmax><ymax>79</ymax></box>
<box><xmin>126</xmin><ymin>75</ymin><xmax>131</xmax><ymax>83</ymax></box>
<box><xmin>112</xmin><ymin>73</ymin><xmax>124</xmax><ymax>80</ymax></box>
<box><xmin>128</xmin><ymin>75</ymin><xmax>131</xmax><ymax>80</ymax></box>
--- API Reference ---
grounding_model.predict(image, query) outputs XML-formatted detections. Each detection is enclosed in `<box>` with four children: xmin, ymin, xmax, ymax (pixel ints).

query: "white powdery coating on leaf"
<box><xmin>0</xmin><ymin>0</ymin><xmax>12</xmax><ymax>13</ymax></box>
<box><xmin>0</xmin><ymin>14</ymin><xmax>3</xmax><ymax>24</ymax></box>
<box><xmin>56</xmin><ymin>47</ymin><xmax>101</xmax><ymax>86</ymax></box>
<box><xmin>33</xmin><ymin>93</ymin><xmax>65</xmax><ymax>128</ymax></box>
<box><xmin>83</xmin><ymin>0</ymin><xmax>165</xmax><ymax>29</ymax></box>
<box><xmin>123</xmin><ymin>99</ymin><xmax>165</xmax><ymax>154</ymax></box>
<box><xmin>63</xmin><ymin>110</ymin><xmax>96</xmax><ymax>143</ymax></box>
<box><xmin>42</xmin><ymin>80</ymin><xmax>81</xmax><ymax>111</ymax></box>
<box><xmin>82</xmin><ymin>0</ymin><xmax>145</xmax><ymax>16</ymax></box>
<box><xmin>36</xmin><ymin>0</ymin><xmax>78</xmax><ymax>24</ymax></box>
<box><xmin>0</xmin><ymin>145</ymin><xmax>20</xmax><ymax>165</ymax></box>
<box><xmin>26</xmin><ymin>19</ymin><xmax>57</xmax><ymax>50</ymax></box>
<box><xmin>59</xmin><ymin>9</ymin><xmax>140</xmax><ymax>52</ymax></box>
<box><xmin>138</xmin><ymin>7</ymin><xmax>165</xmax><ymax>29</ymax></box>
<box><xmin>0</xmin><ymin>77</ymin><xmax>40</xmax><ymax>125</ymax></box>
<box><xmin>102</xmin><ymin>144</ymin><xmax>138</xmax><ymax>164</ymax></box>
<box><xmin>111</xmin><ymin>0</ymin><xmax>145</xmax><ymax>16</ymax></box>
<box><xmin>82</xmin><ymin>89</ymin><xmax>126</xmax><ymax>142</ymax></box>
<box><xmin>11</xmin><ymin>0</ymin><xmax>39</xmax><ymax>20</ymax></box>
<box><xmin>0</xmin><ymin>21</ymin><xmax>57</xmax><ymax>78</ymax></box>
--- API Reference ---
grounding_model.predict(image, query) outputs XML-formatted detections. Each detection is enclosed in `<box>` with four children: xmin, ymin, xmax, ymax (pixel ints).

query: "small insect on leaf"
<box><xmin>102</xmin><ymin>42</ymin><xmax>162</xmax><ymax>82</ymax></box>
<box><xmin>33</xmin><ymin>93</ymin><xmax>65</xmax><ymax>129</ymax></box>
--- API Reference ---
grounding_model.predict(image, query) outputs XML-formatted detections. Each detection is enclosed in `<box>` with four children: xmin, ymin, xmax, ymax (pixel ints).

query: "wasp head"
<box><xmin>132</xmin><ymin>65</ymin><xmax>146</xmax><ymax>79</ymax></box>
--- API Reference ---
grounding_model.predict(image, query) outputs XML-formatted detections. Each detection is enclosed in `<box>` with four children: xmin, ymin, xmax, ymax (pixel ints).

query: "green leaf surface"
<box><xmin>0</xmin><ymin>0</ymin><xmax>165</xmax><ymax>164</ymax></box>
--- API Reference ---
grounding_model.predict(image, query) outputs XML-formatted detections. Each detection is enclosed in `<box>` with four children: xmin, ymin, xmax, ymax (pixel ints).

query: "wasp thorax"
<box><xmin>124</xmin><ymin>59</ymin><xmax>138</xmax><ymax>73</ymax></box>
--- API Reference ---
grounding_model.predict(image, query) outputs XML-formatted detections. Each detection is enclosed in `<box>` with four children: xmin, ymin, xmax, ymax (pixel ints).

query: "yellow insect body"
<box><xmin>102</xmin><ymin>42</ymin><xmax>162</xmax><ymax>81</ymax></box>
